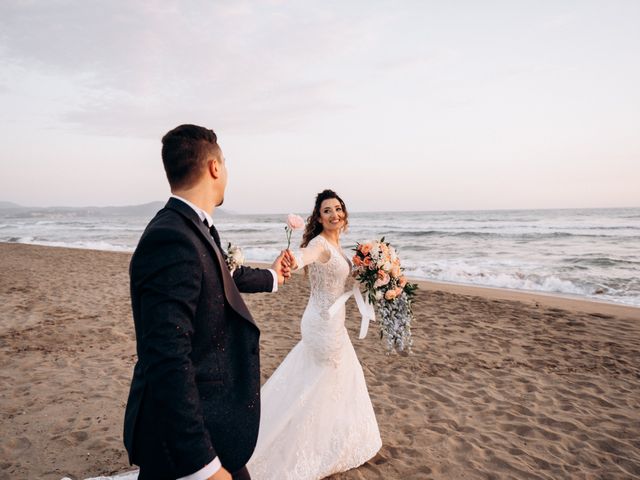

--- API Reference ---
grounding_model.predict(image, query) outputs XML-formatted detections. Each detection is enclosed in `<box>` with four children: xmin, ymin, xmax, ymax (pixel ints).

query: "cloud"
<box><xmin>61</xmin><ymin>77</ymin><xmax>349</xmax><ymax>137</ymax></box>
<box><xmin>0</xmin><ymin>0</ymin><xmax>382</xmax><ymax>137</ymax></box>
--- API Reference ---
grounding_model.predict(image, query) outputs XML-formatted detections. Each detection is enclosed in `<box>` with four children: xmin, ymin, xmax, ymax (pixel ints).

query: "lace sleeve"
<box><xmin>291</xmin><ymin>237</ymin><xmax>331</xmax><ymax>271</ymax></box>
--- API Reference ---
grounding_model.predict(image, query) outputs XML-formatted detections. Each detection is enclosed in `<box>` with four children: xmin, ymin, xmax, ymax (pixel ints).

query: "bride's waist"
<box><xmin>307</xmin><ymin>291</ymin><xmax>348</xmax><ymax>306</ymax></box>
<box><xmin>301</xmin><ymin>296</ymin><xmax>348</xmax><ymax>330</ymax></box>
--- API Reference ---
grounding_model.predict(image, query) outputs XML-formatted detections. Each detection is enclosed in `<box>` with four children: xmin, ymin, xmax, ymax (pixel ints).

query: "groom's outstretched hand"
<box><xmin>285</xmin><ymin>249</ymin><xmax>297</xmax><ymax>270</ymax></box>
<box><xmin>272</xmin><ymin>250</ymin><xmax>292</xmax><ymax>285</ymax></box>
<box><xmin>208</xmin><ymin>466</ymin><xmax>231</xmax><ymax>480</ymax></box>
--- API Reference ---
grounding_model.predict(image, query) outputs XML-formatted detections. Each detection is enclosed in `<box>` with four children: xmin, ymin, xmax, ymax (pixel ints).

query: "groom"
<box><xmin>124</xmin><ymin>124</ymin><xmax>290</xmax><ymax>480</ymax></box>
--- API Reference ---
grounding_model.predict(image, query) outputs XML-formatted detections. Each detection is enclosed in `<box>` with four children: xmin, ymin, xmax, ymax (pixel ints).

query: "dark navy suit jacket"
<box><xmin>123</xmin><ymin>197</ymin><xmax>273</xmax><ymax>478</ymax></box>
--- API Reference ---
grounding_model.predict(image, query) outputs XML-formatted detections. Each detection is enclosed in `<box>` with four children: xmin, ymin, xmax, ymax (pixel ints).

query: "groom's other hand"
<box><xmin>208</xmin><ymin>466</ymin><xmax>232</xmax><ymax>480</ymax></box>
<box><xmin>271</xmin><ymin>250</ymin><xmax>290</xmax><ymax>285</ymax></box>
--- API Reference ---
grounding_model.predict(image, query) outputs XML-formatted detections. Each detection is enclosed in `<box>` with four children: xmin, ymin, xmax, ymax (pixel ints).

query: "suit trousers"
<box><xmin>232</xmin><ymin>466</ymin><xmax>251</xmax><ymax>480</ymax></box>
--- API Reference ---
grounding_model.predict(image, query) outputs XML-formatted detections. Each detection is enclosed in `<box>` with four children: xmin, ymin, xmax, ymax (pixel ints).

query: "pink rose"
<box><xmin>384</xmin><ymin>289</ymin><xmax>398</xmax><ymax>301</ymax></box>
<box><xmin>285</xmin><ymin>214</ymin><xmax>305</xmax><ymax>249</ymax></box>
<box><xmin>374</xmin><ymin>271</ymin><xmax>390</xmax><ymax>288</ymax></box>
<box><xmin>359</xmin><ymin>243</ymin><xmax>372</xmax><ymax>256</ymax></box>
<box><xmin>287</xmin><ymin>214</ymin><xmax>305</xmax><ymax>230</ymax></box>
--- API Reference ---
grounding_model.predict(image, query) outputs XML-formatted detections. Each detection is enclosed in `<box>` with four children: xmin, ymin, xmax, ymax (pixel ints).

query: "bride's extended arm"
<box><xmin>290</xmin><ymin>240</ymin><xmax>330</xmax><ymax>270</ymax></box>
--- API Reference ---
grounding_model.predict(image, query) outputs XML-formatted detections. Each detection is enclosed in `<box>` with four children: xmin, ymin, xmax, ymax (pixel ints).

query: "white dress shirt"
<box><xmin>170</xmin><ymin>195</ymin><xmax>277</xmax><ymax>479</ymax></box>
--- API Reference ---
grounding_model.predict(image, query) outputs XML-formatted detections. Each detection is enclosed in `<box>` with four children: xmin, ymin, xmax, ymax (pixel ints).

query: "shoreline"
<box><xmin>3</xmin><ymin>242</ymin><xmax>636</xmax><ymax>318</ymax></box>
<box><xmin>412</xmin><ymin>278</ymin><xmax>640</xmax><ymax>320</ymax></box>
<box><xmin>252</xmin><ymin>261</ymin><xmax>640</xmax><ymax>321</ymax></box>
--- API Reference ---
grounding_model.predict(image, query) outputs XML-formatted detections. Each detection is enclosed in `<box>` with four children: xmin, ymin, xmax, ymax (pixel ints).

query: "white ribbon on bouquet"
<box><xmin>328</xmin><ymin>285</ymin><xmax>376</xmax><ymax>339</ymax></box>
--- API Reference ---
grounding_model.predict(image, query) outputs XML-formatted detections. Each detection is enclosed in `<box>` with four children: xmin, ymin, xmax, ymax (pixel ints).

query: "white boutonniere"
<box><xmin>225</xmin><ymin>242</ymin><xmax>245</xmax><ymax>274</ymax></box>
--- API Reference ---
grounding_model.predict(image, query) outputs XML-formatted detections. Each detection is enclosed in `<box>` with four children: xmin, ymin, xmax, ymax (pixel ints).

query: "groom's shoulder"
<box><xmin>137</xmin><ymin>208</ymin><xmax>198</xmax><ymax>248</ymax></box>
<box><xmin>147</xmin><ymin>205</ymin><xmax>184</xmax><ymax>228</ymax></box>
<box><xmin>131</xmin><ymin>211</ymin><xmax>202</xmax><ymax>274</ymax></box>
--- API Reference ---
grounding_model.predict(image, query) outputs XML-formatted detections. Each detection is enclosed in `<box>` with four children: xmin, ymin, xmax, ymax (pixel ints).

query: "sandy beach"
<box><xmin>1</xmin><ymin>242</ymin><xmax>639</xmax><ymax>479</ymax></box>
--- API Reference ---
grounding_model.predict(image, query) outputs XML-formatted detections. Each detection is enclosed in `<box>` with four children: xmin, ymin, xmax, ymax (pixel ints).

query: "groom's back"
<box><xmin>124</xmin><ymin>202</ymin><xmax>263</xmax><ymax>476</ymax></box>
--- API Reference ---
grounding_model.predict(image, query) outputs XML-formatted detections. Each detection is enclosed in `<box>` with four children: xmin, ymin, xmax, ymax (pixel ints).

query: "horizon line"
<box><xmin>2</xmin><ymin>200</ymin><xmax>639</xmax><ymax>216</ymax></box>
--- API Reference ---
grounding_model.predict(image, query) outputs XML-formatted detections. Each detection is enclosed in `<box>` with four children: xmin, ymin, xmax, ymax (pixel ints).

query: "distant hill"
<box><xmin>90</xmin><ymin>201</ymin><xmax>167</xmax><ymax>216</ymax></box>
<box><xmin>0</xmin><ymin>201</ymin><xmax>21</xmax><ymax>209</ymax></box>
<box><xmin>87</xmin><ymin>202</ymin><xmax>231</xmax><ymax>216</ymax></box>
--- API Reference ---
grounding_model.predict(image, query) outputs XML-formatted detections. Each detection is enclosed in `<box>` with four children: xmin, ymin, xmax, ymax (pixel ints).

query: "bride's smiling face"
<box><xmin>318</xmin><ymin>198</ymin><xmax>345</xmax><ymax>233</ymax></box>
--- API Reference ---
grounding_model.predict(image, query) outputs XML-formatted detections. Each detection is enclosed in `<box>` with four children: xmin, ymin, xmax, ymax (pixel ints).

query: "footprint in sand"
<box><xmin>70</xmin><ymin>430</ymin><xmax>89</xmax><ymax>442</ymax></box>
<box><xmin>4</xmin><ymin>437</ymin><xmax>31</xmax><ymax>452</ymax></box>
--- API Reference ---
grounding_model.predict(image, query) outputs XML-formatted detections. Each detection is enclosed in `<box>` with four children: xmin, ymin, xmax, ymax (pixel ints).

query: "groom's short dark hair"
<box><xmin>161</xmin><ymin>124</ymin><xmax>220</xmax><ymax>189</ymax></box>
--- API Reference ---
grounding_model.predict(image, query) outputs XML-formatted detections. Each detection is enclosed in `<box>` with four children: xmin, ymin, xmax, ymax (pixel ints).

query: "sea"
<box><xmin>1</xmin><ymin>203</ymin><xmax>639</xmax><ymax>307</ymax></box>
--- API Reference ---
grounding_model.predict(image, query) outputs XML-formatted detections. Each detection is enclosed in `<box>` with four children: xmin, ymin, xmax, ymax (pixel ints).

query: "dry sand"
<box><xmin>1</xmin><ymin>243</ymin><xmax>639</xmax><ymax>479</ymax></box>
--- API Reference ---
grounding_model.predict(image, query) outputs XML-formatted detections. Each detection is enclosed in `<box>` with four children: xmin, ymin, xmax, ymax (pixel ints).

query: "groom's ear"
<box><xmin>208</xmin><ymin>156</ymin><xmax>221</xmax><ymax>179</ymax></box>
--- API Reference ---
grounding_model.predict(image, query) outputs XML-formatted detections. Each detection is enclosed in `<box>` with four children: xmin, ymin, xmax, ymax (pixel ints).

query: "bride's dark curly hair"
<box><xmin>301</xmin><ymin>189</ymin><xmax>349</xmax><ymax>248</ymax></box>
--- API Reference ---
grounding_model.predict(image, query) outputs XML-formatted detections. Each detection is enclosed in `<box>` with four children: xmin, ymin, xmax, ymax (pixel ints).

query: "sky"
<box><xmin>1</xmin><ymin>0</ymin><xmax>639</xmax><ymax>214</ymax></box>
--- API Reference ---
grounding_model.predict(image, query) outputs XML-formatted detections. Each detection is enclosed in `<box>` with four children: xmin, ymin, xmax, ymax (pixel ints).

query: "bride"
<box><xmin>247</xmin><ymin>189</ymin><xmax>382</xmax><ymax>480</ymax></box>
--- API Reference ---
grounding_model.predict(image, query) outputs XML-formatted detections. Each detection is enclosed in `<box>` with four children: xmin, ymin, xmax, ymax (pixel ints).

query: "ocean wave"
<box><xmin>7</xmin><ymin>236</ymin><xmax>33</xmax><ymax>243</ymax></box>
<box><xmin>401</xmin><ymin>230</ymin><xmax>640</xmax><ymax>240</ymax></box>
<box><xmin>3</xmin><ymin>237</ymin><xmax>134</xmax><ymax>252</ymax></box>
<box><xmin>34</xmin><ymin>220</ymin><xmax>61</xmax><ymax>226</ymax></box>
<box><xmin>242</xmin><ymin>247</ymin><xmax>283</xmax><ymax>263</ymax></box>
<box><xmin>216</xmin><ymin>222</ymin><xmax>285</xmax><ymax>231</ymax></box>
<box><xmin>562</xmin><ymin>257</ymin><xmax>640</xmax><ymax>267</ymax></box>
<box><xmin>402</xmin><ymin>262</ymin><xmax>640</xmax><ymax>306</ymax></box>
<box><xmin>221</xmin><ymin>228</ymin><xmax>268</xmax><ymax>234</ymax></box>
<box><xmin>235</xmin><ymin>246</ymin><xmax>640</xmax><ymax>306</ymax></box>
<box><xmin>578</xmin><ymin>225</ymin><xmax>640</xmax><ymax>230</ymax></box>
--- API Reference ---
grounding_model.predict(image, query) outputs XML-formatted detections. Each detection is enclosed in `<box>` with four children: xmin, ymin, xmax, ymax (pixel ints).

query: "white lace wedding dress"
<box><xmin>247</xmin><ymin>235</ymin><xmax>382</xmax><ymax>480</ymax></box>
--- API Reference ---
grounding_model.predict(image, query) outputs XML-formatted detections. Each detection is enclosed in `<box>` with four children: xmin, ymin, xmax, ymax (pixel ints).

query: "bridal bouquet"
<box><xmin>225</xmin><ymin>242</ymin><xmax>244</xmax><ymax>274</ymax></box>
<box><xmin>352</xmin><ymin>238</ymin><xmax>417</xmax><ymax>353</ymax></box>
